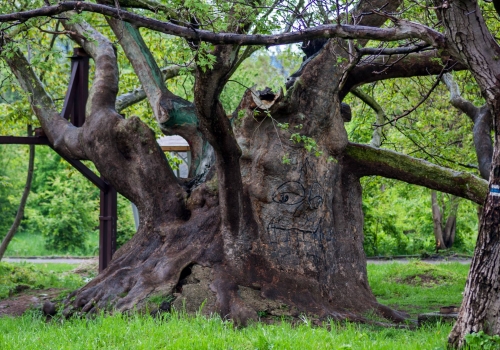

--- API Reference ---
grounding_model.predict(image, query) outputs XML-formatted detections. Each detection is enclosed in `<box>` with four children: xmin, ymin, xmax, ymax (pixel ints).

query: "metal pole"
<box><xmin>99</xmin><ymin>181</ymin><xmax>117</xmax><ymax>272</ymax></box>
<box><xmin>71</xmin><ymin>48</ymin><xmax>89</xmax><ymax>127</ymax></box>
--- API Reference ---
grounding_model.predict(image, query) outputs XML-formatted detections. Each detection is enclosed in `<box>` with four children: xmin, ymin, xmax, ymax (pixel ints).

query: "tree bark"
<box><xmin>437</xmin><ymin>0</ymin><xmax>500</xmax><ymax>346</ymax></box>
<box><xmin>431</xmin><ymin>191</ymin><xmax>446</xmax><ymax>250</ymax></box>
<box><xmin>443</xmin><ymin>195</ymin><xmax>459</xmax><ymax>248</ymax></box>
<box><xmin>0</xmin><ymin>126</ymin><xmax>35</xmax><ymax>261</ymax></box>
<box><xmin>431</xmin><ymin>191</ymin><xmax>459</xmax><ymax>251</ymax></box>
<box><xmin>442</xmin><ymin>73</ymin><xmax>493</xmax><ymax>180</ymax></box>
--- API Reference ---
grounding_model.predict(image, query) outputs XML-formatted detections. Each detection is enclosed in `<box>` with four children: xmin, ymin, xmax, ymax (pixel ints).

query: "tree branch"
<box><xmin>0</xmin><ymin>2</ymin><xmax>446</xmax><ymax>47</ymax></box>
<box><xmin>106</xmin><ymin>18</ymin><xmax>212</xmax><ymax>178</ymax></box>
<box><xmin>340</xmin><ymin>51</ymin><xmax>467</xmax><ymax>99</ymax></box>
<box><xmin>351</xmin><ymin>0</ymin><xmax>404</xmax><ymax>47</ymax></box>
<box><xmin>442</xmin><ymin>73</ymin><xmax>493</xmax><ymax>180</ymax></box>
<box><xmin>356</xmin><ymin>42</ymin><xmax>432</xmax><ymax>56</ymax></box>
<box><xmin>116</xmin><ymin>64</ymin><xmax>191</xmax><ymax>112</ymax></box>
<box><xmin>99</xmin><ymin>0</ymin><xmax>177</xmax><ymax>16</ymax></box>
<box><xmin>343</xmin><ymin>142</ymin><xmax>487</xmax><ymax>204</ymax></box>
<box><xmin>2</xmin><ymin>43</ymin><xmax>86</xmax><ymax>159</ymax></box>
<box><xmin>0</xmin><ymin>126</ymin><xmax>35</xmax><ymax>261</ymax></box>
<box><xmin>441</xmin><ymin>73</ymin><xmax>479</xmax><ymax>122</ymax></box>
<box><xmin>61</xmin><ymin>13</ymin><xmax>119</xmax><ymax>114</ymax></box>
<box><xmin>107</xmin><ymin>17</ymin><xmax>176</xmax><ymax>124</ymax></box>
<box><xmin>350</xmin><ymin>88</ymin><xmax>386</xmax><ymax>148</ymax></box>
<box><xmin>374</xmin><ymin>66</ymin><xmax>445</xmax><ymax>127</ymax></box>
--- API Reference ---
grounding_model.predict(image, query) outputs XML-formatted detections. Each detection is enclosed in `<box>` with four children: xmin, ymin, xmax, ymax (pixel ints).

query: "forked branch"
<box><xmin>2</xmin><ymin>43</ymin><xmax>86</xmax><ymax>159</ymax></box>
<box><xmin>61</xmin><ymin>13</ymin><xmax>119</xmax><ymax>115</ymax></box>
<box><xmin>442</xmin><ymin>73</ymin><xmax>492</xmax><ymax>180</ymax></box>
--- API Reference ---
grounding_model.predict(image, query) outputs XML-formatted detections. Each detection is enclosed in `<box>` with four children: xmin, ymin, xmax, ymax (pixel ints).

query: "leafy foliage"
<box><xmin>21</xmin><ymin>147</ymin><xmax>99</xmax><ymax>254</ymax></box>
<box><xmin>465</xmin><ymin>331</ymin><xmax>500</xmax><ymax>350</ymax></box>
<box><xmin>361</xmin><ymin>178</ymin><xmax>478</xmax><ymax>256</ymax></box>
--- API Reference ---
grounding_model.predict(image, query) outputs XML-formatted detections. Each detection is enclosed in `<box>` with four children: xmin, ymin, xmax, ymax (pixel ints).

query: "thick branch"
<box><xmin>350</xmin><ymin>88</ymin><xmax>386</xmax><ymax>148</ymax></box>
<box><xmin>2</xmin><ymin>45</ymin><xmax>85</xmax><ymax>159</ymax></box>
<box><xmin>107</xmin><ymin>18</ymin><xmax>171</xmax><ymax>123</ymax></box>
<box><xmin>107</xmin><ymin>18</ymin><xmax>211</xmax><ymax>177</ymax></box>
<box><xmin>0</xmin><ymin>2</ymin><xmax>445</xmax><ymax>47</ymax></box>
<box><xmin>351</xmin><ymin>0</ymin><xmax>403</xmax><ymax>47</ymax></box>
<box><xmin>116</xmin><ymin>64</ymin><xmax>191</xmax><ymax>112</ymax></box>
<box><xmin>442</xmin><ymin>73</ymin><xmax>493</xmax><ymax>180</ymax></box>
<box><xmin>352</xmin><ymin>0</ymin><xmax>403</xmax><ymax>26</ymax></box>
<box><xmin>343</xmin><ymin>142</ymin><xmax>487</xmax><ymax>204</ymax></box>
<box><xmin>99</xmin><ymin>0</ymin><xmax>176</xmax><ymax>15</ymax></box>
<box><xmin>357</xmin><ymin>43</ymin><xmax>432</xmax><ymax>56</ymax></box>
<box><xmin>442</xmin><ymin>73</ymin><xmax>479</xmax><ymax>119</ymax></box>
<box><xmin>340</xmin><ymin>51</ymin><xmax>467</xmax><ymax>99</ymax></box>
<box><xmin>61</xmin><ymin>13</ymin><xmax>118</xmax><ymax>114</ymax></box>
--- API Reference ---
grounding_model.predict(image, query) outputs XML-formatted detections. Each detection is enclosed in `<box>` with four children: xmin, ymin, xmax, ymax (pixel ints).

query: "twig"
<box><xmin>375</xmin><ymin>67</ymin><xmax>446</xmax><ymax>127</ymax></box>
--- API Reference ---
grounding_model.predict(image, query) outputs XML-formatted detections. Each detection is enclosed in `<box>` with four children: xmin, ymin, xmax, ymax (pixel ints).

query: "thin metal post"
<box><xmin>72</xmin><ymin>48</ymin><xmax>89</xmax><ymax>127</ymax></box>
<box><xmin>61</xmin><ymin>48</ymin><xmax>89</xmax><ymax>126</ymax></box>
<box><xmin>99</xmin><ymin>181</ymin><xmax>117</xmax><ymax>272</ymax></box>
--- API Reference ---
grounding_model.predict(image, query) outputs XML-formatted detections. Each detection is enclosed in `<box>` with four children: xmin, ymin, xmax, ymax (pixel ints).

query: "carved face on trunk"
<box><xmin>269</xmin><ymin>158</ymin><xmax>325</xmax><ymax>234</ymax></box>
<box><xmin>248</xmin><ymin>143</ymin><xmax>335</xmax><ymax>273</ymax></box>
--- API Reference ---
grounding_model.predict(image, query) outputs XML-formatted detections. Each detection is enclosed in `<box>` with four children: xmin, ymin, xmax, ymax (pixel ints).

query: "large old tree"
<box><xmin>1</xmin><ymin>0</ymin><xmax>499</xmax><ymax>345</ymax></box>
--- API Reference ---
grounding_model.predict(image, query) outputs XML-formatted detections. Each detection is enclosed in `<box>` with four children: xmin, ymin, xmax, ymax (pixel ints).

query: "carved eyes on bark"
<box><xmin>273</xmin><ymin>181</ymin><xmax>305</xmax><ymax>205</ymax></box>
<box><xmin>272</xmin><ymin>181</ymin><xmax>324</xmax><ymax>209</ymax></box>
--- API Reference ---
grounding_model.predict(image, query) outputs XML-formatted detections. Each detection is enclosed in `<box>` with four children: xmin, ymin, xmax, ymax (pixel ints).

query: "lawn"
<box><xmin>0</xmin><ymin>262</ymin><xmax>83</xmax><ymax>300</ymax></box>
<box><xmin>4</xmin><ymin>230</ymin><xmax>99</xmax><ymax>257</ymax></box>
<box><xmin>367</xmin><ymin>261</ymin><xmax>469</xmax><ymax>317</ymax></box>
<box><xmin>0</xmin><ymin>261</ymin><xmax>470</xmax><ymax>349</ymax></box>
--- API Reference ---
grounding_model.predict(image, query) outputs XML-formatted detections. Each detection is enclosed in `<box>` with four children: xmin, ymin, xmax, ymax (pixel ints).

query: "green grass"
<box><xmin>0</xmin><ymin>311</ymin><xmax>452</xmax><ymax>350</ymax></box>
<box><xmin>367</xmin><ymin>261</ymin><xmax>469</xmax><ymax>316</ymax></box>
<box><xmin>0</xmin><ymin>261</ymin><xmax>469</xmax><ymax>349</ymax></box>
<box><xmin>27</xmin><ymin>263</ymin><xmax>79</xmax><ymax>273</ymax></box>
<box><xmin>0</xmin><ymin>262</ymin><xmax>84</xmax><ymax>300</ymax></box>
<box><xmin>5</xmin><ymin>230</ymin><xmax>99</xmax><ymax>257</ymax></box>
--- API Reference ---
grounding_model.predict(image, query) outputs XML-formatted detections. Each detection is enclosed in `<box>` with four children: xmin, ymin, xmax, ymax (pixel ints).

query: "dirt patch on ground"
<box><xmin>0</xmin><ymin>288</ymin><xmax>69</xmax><ymax>317</ymax></box>
<box><xmin>396</xmin><ymin>273</ymin><xmax>448</xmax><ymax>287</ymax></box>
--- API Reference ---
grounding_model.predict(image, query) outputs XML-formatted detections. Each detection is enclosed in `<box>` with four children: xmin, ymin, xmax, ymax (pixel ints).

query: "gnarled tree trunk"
<box><xmin>56</xmin><ymin>37</ymin><xmax>408</xmax><ymax>324</ymax></box>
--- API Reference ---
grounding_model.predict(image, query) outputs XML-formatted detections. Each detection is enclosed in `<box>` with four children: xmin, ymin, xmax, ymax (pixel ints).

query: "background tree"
<box><xmin>0</xmin><ymin>0</ymin><xmax>493</xmax><ymax>340</ymax></box>
<box><xmin>0</xmin><ymin>125</ymin><xmax>34</xmax><ymax>260</ymax></box>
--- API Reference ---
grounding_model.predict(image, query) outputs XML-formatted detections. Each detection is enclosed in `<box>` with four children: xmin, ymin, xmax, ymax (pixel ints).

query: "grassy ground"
<box><xmin>0</xmin><ymin>311</ymin><xmax>452</xmax><ymax>350</ymax></box>
<box><xmin>367</xmin><ymin>261</ymin><xmax>469</xmax><ymax>317</ymax></box>
<box><xmin>0</xmin><ymin>262</ymin><xmax>83</xmax><ymax>299</ymax></box>
<box><xmin>0</xmin><ymin>261</ymin><xmax>469</xmax><ymax>349</ymax></box>
<box><xmin>4</xmin><ymin>231</ymin><xmax>99</xmax><ymax>257</ymax></box>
